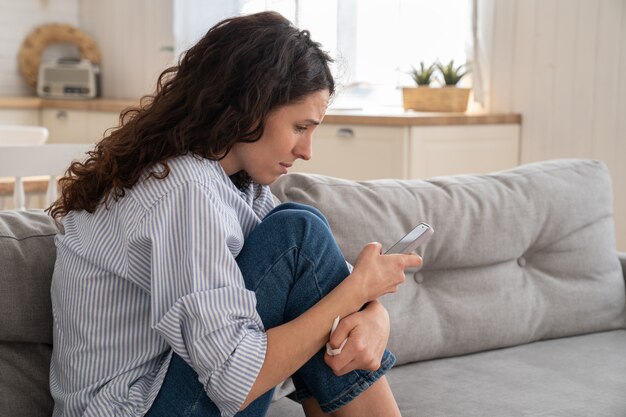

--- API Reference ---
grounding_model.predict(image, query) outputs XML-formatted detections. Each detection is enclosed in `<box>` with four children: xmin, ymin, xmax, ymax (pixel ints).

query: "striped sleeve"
<box><xmin>134</xmin><ymin>180</ymin><xmax>267</xmax><ymax>417</ymax></box>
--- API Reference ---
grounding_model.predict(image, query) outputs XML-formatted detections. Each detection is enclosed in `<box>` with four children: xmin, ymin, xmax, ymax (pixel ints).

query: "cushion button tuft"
<box><xmin>517</xmin><ymin>257</ymin><xmax>527</xmax><ymax>267</ymax></box>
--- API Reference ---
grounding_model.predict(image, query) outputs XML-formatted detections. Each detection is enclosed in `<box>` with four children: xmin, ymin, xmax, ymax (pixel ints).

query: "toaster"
<box><xmin>37</xmin><ymin>58</ymin><xmax>100</xmax><ymax>99</ymax></box>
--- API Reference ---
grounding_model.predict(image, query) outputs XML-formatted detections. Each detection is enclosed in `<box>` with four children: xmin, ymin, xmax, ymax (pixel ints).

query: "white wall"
<box><xmin>0</xmin><ymin>0</ymin><xmax>79</xmax><ymax>96</ymax></box>
<box><xmin>173</xmin><ymin>0</ymin><xmax>241</xmax><ymax>59</ymax></box>
<box><xmin>477</xmin><ymin>0</ymin><xmax>626</xmax><ymax>251</ymax></box>
<box><xmin>79</xmin><ymin>0</ymin><xmax>175</xmax><ymax>99</ymax></box>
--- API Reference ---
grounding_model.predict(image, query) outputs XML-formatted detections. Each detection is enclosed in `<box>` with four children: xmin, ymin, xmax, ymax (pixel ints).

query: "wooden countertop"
<box><xmin>0</xmin><ymin>97</ymin><xmax>521</xmax><ymax>126</ymax></box>
<box><xmin>324</xmin><ymin>110</ymin><xmax>521</xmax><ymax>126</ymax></box>
<box><xmin>0</xmin><ymin>97</ymin><xmax>138</xmax><ymax>112</ymax></box>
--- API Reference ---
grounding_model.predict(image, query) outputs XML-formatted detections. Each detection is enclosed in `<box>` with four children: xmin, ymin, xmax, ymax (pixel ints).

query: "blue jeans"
<box><xmin>146</xmin><ymin>203</ymin><xmax>396</xmax><ymax>416</ymax></box>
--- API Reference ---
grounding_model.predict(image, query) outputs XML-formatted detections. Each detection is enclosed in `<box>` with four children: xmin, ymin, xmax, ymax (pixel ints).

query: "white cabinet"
<box><xmin>409</xmin><ymin>124</ymin><xmax>521</xmax><ymax>178</ymax></box>
<box><xmin>0</xmin><ymin>109</ymin><xmax>40</xmax><ymax>126</ymax></box>
<box><xmin>41</xmin><ymin>109</ymin><xmax>119</xmax><ymax>143</ymax></box>
<box><xmin>292</xmin><ymin>124</ymin><xmax>409</xmax><ymax>180</ymax></box>
<box><xmin>291</xmin><ymin>122</ymin><xmax>520</xmax><ymax>180</ymax></box>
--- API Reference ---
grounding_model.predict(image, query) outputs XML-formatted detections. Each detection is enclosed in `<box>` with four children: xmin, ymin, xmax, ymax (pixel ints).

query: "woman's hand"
<box><xmin>324</xmin><ymin>299</ymin><xmax>391</xmax><ymax>376</ymax></box>
<box><xmin>349</xmin><ymin>242</ymin><xmax>422</xmax><ymax>304</ymax></box>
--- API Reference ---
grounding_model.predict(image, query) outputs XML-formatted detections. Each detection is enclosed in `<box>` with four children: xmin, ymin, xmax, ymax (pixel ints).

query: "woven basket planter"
<box><xmin>402</xmin><ymin>86</ymin><xmax>471</xmax><ymax>112</ymax></box>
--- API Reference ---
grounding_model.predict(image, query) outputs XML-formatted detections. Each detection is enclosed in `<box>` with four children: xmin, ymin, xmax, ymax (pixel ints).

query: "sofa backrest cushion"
<box><xmin>0</xmin><ymin>210</ymin><xmax>57</xmax><ymax>344</ymax></box>
<box><xmin>271</xmin><ymin>159</ymin><xmax>626</xmax><ymax>365</ymax></box>
<box><xmin>0</xmin><ymin>210</ymin><xmax>57</xmax><ymax>417</ymax></box>
<box><xmin>0</xmin><ymin>343</ymin><xmax>53</xmax><ymax>417</ymax></box>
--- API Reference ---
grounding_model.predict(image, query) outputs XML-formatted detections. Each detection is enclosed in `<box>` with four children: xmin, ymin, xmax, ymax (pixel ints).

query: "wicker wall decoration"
<box><xmin>18</xmin><ymin>23</ymin><xmax>102</xmax><ymax>89</ymax></box>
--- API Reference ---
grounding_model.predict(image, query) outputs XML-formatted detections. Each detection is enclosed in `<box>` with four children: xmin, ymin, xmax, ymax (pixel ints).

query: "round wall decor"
<box><xmin>18</xmin><ymin>23</ymin><xmax>102</xmax><ymax>89</ymax></box>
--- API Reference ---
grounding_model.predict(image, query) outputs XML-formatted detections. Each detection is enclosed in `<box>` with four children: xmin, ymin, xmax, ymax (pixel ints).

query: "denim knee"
<box><xmin>259</xmin><ymin>205</ymin><xmax>333</xmax><ymax>245</ymax></box>
<box><xmin>265</xmin><ymin>202</ymin><xmax>330</xmax><ymax>229</ymax></box>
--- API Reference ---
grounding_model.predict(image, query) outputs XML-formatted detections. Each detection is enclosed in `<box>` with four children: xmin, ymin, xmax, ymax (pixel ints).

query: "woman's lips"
<box><xmin>279</xmin><ymin>162</ymin><xmax>292</xmax><ymax>174</ymax></box>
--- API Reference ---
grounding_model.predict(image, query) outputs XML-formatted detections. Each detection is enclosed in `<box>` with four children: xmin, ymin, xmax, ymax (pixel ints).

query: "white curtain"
<box><xmin>468</xmin><ymin>0</ymin><xmax>489</xmax><ymax>109</ymax></box>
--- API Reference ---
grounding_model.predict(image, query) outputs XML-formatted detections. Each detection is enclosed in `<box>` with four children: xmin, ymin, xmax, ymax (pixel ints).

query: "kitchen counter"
<box><xmin>324</xmin><ymin>109</ymin><xmax>520</xmax><ymax>126</ymax></box>
<box><xmin>0</xmin><ymin>97</ymin><xmax>138</xmax><ymax>112</ymax></box>
<box><xmin>0</xmin><ymin>96</ymin><xmax>521</xmax><ymax>126</ymax></box>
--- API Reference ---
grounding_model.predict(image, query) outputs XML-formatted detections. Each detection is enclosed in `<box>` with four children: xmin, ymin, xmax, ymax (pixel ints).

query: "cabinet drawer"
<box><xmin>0</xmin><ymin>109</ymin><xmax>40</xmax><ymax>126</ymax></box>
<box><xmin>409</xmin><ymin>125</ymin><xmax>520</xmax><ymax>178</ymax></box>
<box><xmin>42</xmin><ymin>109</ymin><xmax>119</xmax><ymax>143</ymax></box>
<box><xmin>292</xmin><ymin>124</ymin><xmax>409</xmax><ymax>180</ymax></box>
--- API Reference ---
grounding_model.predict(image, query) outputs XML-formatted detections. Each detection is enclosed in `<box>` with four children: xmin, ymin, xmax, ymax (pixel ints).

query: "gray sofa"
<box><xmin>1</xmin><ymin>159</ymin><xmax>625</xmax><ymax>417</ymax></box>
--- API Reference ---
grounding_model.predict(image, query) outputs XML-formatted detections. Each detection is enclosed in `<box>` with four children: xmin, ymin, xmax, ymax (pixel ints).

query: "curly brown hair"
<box><xmin>48</xmin><ymin>11</ymin><xmax>334</xmax><ymax>219</ymax></box>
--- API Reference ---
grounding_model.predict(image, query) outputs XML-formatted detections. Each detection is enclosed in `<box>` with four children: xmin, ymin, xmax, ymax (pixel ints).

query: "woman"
<box><xmin>48</xmin><ymin>11</ymin><xmax>421</xmax><ymax>417</ymax></box>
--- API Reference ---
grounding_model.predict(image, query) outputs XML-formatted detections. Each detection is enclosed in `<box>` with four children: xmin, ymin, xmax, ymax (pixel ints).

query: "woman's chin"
<box><xmin>251</xmin><ymin>174</ymin><xmax>279</xmax><ymax>186</ymax></box>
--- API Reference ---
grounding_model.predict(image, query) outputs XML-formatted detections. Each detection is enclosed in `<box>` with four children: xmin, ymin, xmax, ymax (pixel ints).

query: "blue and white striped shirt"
<box><xmin>50</xmin><ymin>155</ymin><xmax>276</xmax><ymax>417</ymax></box>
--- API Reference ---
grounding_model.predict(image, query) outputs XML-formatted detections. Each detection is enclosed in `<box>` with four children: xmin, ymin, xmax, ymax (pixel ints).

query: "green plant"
<box><xmin>436</xmin><ymin>59</ymin><xmax>470</xmax><ymax>86</ymax></box>
<box><xmin>409</xmin><ymin>62</ymin><xmax>436</xmax><ymax>86</ymax></box>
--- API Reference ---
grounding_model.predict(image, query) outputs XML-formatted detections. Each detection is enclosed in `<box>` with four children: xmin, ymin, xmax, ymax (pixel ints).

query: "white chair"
<box><xmin>0</xmin><ymin>125</ymin><xmax>51</xmax><ymax>210</ymax></box>
<box><xmin>0</xmin><ymin>125</ymin><xmax>49</xmax><ymax>145</ymax></box>
<box><xmin>0</xmin><ymin>144</ymin><xmax>93</xmax><ymax>210</ymax></box>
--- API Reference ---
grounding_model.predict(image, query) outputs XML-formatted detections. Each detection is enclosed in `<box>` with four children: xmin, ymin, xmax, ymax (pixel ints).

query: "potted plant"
<box><xmin>402</xmin><ymin>59</ymin><xmax>471</xmax><ymax>112</ymax></box>
<box><xmin>437</xmin><ymin>59</ymin><xmax>469</xmax><ymax>86</ymax></box>
<box><xmin>409</xmin><ymin>62</ymin><xmax>436</xmax><ymax>86</ymax></box>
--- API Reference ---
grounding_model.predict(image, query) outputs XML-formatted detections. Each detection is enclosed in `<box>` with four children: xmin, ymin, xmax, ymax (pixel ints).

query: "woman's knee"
<box><xmin>266</xmin><ymin>202</ymin><xmax>329</xmax><ymax>227</ymax></box>
<box><xmin>263</xmin><ymin>203</ymin><xmax>331</xmax><ymax>236</ymax></box>
<box><xmin>239</xmin><ymin>204</ymin><xmax>337</xmax><ymax>272</ymax></box>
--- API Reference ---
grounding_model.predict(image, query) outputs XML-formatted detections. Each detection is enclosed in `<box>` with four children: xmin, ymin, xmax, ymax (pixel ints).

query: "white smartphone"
<box><xmin>384</xmin><ymin>222</ymin><xmax>434</xmax><ymax>254</ymax></box>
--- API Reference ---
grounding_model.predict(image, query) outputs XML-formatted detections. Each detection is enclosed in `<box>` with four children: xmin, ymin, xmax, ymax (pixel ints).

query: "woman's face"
<box><xmin>220</xmin><ymin>89</ymin><xmax>330</xmax><ymax>185</ymax></box>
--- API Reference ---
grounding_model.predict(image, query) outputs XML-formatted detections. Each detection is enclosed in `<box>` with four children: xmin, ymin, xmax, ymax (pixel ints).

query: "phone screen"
<box><xmin>385</xmin><ymin>223</ymin><xmax>433</xmax><ymax>254</ymax></box>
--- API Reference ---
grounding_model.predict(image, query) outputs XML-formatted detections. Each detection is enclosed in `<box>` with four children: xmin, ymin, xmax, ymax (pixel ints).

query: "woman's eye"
<box><xmin>295</xmin><ymin>125</ymin><xmax>308</xmax><ymax>133</ymax></box>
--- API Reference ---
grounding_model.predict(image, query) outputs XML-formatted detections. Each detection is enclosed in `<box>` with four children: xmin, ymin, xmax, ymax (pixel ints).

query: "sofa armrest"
<box><xmin>619</xmin><ymin>252</ymin><xmax>626</xmax><ymax>283</ymax></box>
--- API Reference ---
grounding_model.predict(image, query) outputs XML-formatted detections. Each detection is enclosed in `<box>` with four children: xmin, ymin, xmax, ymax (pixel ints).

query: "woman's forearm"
<box><xmin>240</xmin><ymin>275</ymin><xmax>364</xmax><ymax>410</ymax></box>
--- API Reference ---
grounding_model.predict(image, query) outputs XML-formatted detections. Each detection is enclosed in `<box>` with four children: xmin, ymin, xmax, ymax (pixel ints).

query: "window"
<box><xmin>175</xmin><ymin>0</ymin><xmax>472</xmax><ymax>108</ymax></box>
<box><xmin>241</xmin><ymin>0</ymin><xmax>471</xmax><ymax>89</ymax></box>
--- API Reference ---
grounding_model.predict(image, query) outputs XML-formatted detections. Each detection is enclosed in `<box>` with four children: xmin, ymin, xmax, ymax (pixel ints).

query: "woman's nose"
<box><xmin>294</xmin><ymin>135</ymin><xmax>312</xmax><ymax>160</ymax></box>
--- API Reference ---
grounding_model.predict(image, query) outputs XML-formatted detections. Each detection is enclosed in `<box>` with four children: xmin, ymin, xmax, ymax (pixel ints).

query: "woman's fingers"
<box><xmin>324</xmin><ymin>304</ymin><xmax>389</xmax><ymax>375</ymax></box>
<box><xmin>397</xmin><ymin>252</ymin><xmax>423</xmax><ymax>269</ymax></box>
<box><xmin>325</xmin><ymin>333</ymin><xmax>381</xmax><ymax>375</ymax></box>
<box><xmin>351</xmin><ymin>243</ymin><xmax>425</xmax><ymax>302</ymax></box>
<box><xmin>328</xmin><ymin>321</ymin><xmax>351</xmax><ymax>350</ymax></box>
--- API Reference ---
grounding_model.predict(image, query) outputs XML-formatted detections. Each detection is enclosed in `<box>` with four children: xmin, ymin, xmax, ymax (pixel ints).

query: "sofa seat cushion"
<box><xmin>271</xmin><ymin>159</ymin><xmax>626</xmax><ymax>365</ymax></box>
<box><xmin>390</xmin><ymin>329</ymin><xmax>626</xmax><ymax>417</ymax></box>
<box><xmin>268</xmin><ymin>329</ymin><xmax>626</xmax><ymax>417</ymax></box>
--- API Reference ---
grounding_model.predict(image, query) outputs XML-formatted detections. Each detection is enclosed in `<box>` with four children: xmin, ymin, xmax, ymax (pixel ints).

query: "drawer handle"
<box><xmin>56</xmin><ymin>110</ymin><xmax>68</xmax><ymax>120</ymax></box>
<box><xmin>336</xmin><ymin>128</ymin><xmax>354</xmax><ymax>138</ymax></box>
